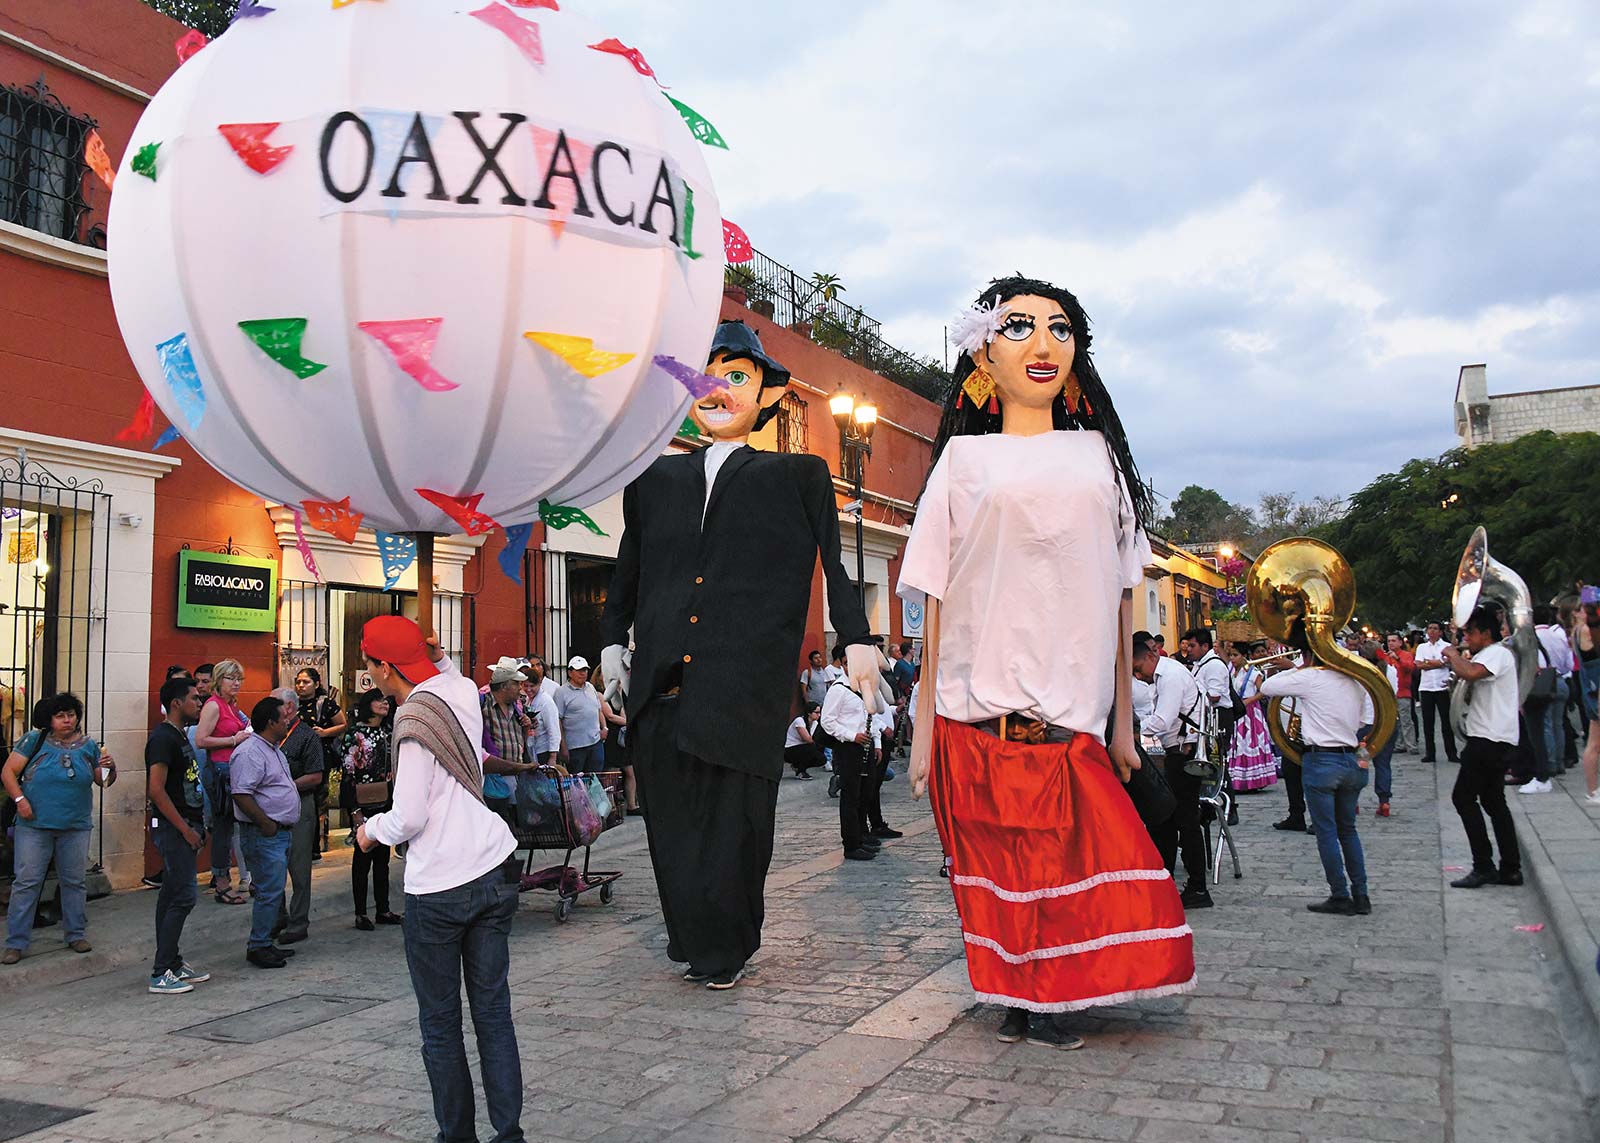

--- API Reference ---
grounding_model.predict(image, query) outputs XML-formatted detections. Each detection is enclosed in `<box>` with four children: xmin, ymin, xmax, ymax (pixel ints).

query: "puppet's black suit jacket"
<box><xmin>600</xmin><ymin>445</ymin><xmax>873</xmax><ymax>780</ymax></box>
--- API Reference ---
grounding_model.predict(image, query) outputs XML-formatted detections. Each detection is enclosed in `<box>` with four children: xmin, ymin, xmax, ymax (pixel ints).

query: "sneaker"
<box><xmin>843</xmin><ymin>847</ymin><xmax>877</xmax><ymax>861</ymax></box>
<box><xmin>1450</xmin><ymin>870</ymin><xmax>1497</xmax><ymax>889</ymax></box>
<box><xmin>682</xmin><ymin>967</ymin><xmax>713</xmax><ymax>983</ymax></box>
<box><xmin>1376</xmin><ymin>803</ymin><xmax>1391</xmax><ymax>817</ymax></box>
<box><xmin>246</xmin><ymin>948</ymin><xmax>286</xmax><ymax>969</ymax></box>
<box><xmin>798</xmin><ymin>772</ymin><xmax>814</xmax><ymax>780</ymax></box>
<box><xmin>177</xmin><ymin>962</ymin><xmax>211</xmax><ymax>984</ymax></box>
<box><xmin>706</xmin><ymin>967</ymin><xmax>746</xmax><ymax>991</ymax></box>
<box><xmin>1586</xmin><ymin>790</ymin><xmax>1600</xmax><ymax>805</ymax></box>
<box><xmin>996</xmin><ymin>1008</ymin><xmax>1028</xmax><ymax>1043</ymax></box>
<box><xmin>141</xmin><ymin>871</ymin><xmax>164</xmax><ymax>889</ymax></box>
<box><xmin>148</xmin><ymin>970</ymin><xmax>193</xmax><ymax>995</ymax></box>
<box><xmin>1516</xmin><ymin>779</ymin><xmax>1553</xmax><ymax>794</ymax></box>
<box><xmin>1025</xmin><ymin>1021</ymin><xmax>1085</xmax><ymax>1051</ymax></box>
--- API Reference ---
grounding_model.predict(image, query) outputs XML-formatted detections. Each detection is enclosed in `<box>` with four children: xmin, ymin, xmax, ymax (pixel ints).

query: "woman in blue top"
<box><xmin>2</xmin><ymin>694</ymin><xmax>116</xmax><ymax>963</ymax></box>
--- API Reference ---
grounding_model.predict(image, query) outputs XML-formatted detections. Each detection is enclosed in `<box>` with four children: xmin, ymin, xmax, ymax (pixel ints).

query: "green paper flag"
<box><xmin>678</xmin><ymin>417</ymin><xmax>701</xmax><ymax>440</ymax></box>
<box><xmin>238</xmin><ymin>317</ymin><xmax>328</xmax><ymax>379</ymax></box>
<box><xmin>132</xmin><ymin>142</ymin><xmax>160</xmax><ymax>180</ymax></box>
<box><xmin>667</xmin><ymin>96</ymin><xmax>728</xmax><ymax>150</ymax></box>
<box><xmin>682</xmin><ymin>184</ymin><xmax>704</xmax><ymax>261</ymax></box>
<box><xmin>539</xmin><ymin>498</ymin><xmax>607</xmax><ymax>537</ymax></box>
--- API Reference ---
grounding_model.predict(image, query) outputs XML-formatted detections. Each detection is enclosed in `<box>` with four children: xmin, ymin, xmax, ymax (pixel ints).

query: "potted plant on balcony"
<box><xmin>723</xmin><ymin>264</ymin><xmax>756</xmax><ymax>307</ymax></box>
<box><xmin>746</xmin><ymin>278</ymin><xmax>776</xmax><ymax>320</ymax></box>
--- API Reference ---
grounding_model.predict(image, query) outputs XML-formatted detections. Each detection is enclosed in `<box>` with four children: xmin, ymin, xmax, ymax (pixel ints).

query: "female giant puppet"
<box><xmin>901</xmin><ymin>277</ymin><xmax>1195</xmax><ymax>1048</ymax></box>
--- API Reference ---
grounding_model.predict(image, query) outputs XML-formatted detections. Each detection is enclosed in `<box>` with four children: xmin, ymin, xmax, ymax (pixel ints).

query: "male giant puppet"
<box><xmin>601</xmin><ymin>321</ymin><xmax>877</xmax><ymax>990</ymax></box>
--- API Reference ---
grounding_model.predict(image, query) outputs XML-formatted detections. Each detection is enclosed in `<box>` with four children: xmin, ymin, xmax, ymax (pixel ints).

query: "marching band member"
<box><xmin>902</xmin><ymin>277</ymin><xmax>1194</xmax><ymax>1051</ymax></box>
<box><xmin>1132</xmin><ymin>636</ymin><xmax>1208</xmax><ymax>905</ymax></box>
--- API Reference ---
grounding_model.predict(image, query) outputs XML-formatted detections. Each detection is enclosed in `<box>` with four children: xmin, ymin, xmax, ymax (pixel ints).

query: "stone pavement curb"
<box><xmin>1505</xmin><ymin>790</ymin><xmax>1600</xmax><ymax>1032</ymax></box>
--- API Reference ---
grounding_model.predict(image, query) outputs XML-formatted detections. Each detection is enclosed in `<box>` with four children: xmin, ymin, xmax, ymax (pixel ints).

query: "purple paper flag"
<box><xmin>498</xmin><ymin>522</ymin><xmax>534</xmax><ymax>584</ymax></box>
<box><xmin>654</xmin><ymin>355</ymin><xmax>721</xmax><ymax>400</ymax></box>
<box><xmin>230</xmin><ymin>0</ymin><xmax>275</xmax><ymax>22</ymax></box>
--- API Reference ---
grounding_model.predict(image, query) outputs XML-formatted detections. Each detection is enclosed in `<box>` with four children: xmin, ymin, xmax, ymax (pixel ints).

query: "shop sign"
<box><xmin>902</xmin><ymin>597</ymin><xmax>924</xmax><ymax>639</ymax></box>
<box><xmin>177</xmin><ymin>551</ymin><xmax>278</xmax><ymax>632</ymax></box>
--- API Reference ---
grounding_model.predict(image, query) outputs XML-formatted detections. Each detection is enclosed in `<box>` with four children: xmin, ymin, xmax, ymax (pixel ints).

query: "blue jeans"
<box><xmin>1360</xmin><ymin>724</ymin><xmax>1396</xmax><ymax>802</ymax></box>
<box><xmin>6</xmin><ymin>824</ymin><xmax>90</xmax><ymax>950</ymax></box>
<box><xmin>566</xmin><ymin>743</ymin><xmax>601</xmax><ymax>774</ymax></box>
<box><xmin>152</xmin><ymin>819</ymin><xmax>201</xmax><ymax>974</ymax></box>
<box><xmin>403</xmin><ymin>862</ymin><xmax>525</xmax><ymax>1143</ymax></box>
<box><xmin>1302</xmin><ymin>749</ymin><xmax>1369</xmax><ymax>898</ymax></box>
<box><xmin>236</xmin><ymin>823</ymin><xmax>291</xmax><ymax>951</ymax></box>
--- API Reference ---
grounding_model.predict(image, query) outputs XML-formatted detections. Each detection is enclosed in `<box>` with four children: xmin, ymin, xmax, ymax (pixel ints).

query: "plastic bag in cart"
<box><xmin>584</xmin><ymin>775</ymin><xmax>613</xmax><ymax>820</ymax></box>
<box><xmin>515</xmin><ymin>770</ymin><xmax>563</xmax><ymax>831</ymax></box>
<box><xmin>564</xmin><ymin>777</ymin><xmax>604</xmax><ymax>846</ymax></box>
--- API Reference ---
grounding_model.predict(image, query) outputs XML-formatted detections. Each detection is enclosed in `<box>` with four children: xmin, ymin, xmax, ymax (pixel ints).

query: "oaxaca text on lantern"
<box><xmin>317</xmin><ymin>110</ymin><xmax>698</xmax><ymax>249</ymax></box>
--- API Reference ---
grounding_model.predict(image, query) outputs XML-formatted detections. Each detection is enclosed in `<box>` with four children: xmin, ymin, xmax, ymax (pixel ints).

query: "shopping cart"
<box><xmin>511</xmin><ymin>767</ymin><xmax>626</xmax><ymax>922</ymax></box>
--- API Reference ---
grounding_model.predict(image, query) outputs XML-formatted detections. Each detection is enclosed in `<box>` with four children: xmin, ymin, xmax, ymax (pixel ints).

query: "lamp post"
<box><xmin>829</xmin><ymin>385</ymin><xmax>878</xmax><ymax>611</ymax></box>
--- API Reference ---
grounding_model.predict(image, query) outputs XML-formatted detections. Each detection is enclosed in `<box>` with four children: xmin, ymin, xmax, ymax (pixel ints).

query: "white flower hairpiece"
<box><xmin>949</xmin><ymin>300</ymin><xmax>1011</xmax><ymax>359</ymax></box>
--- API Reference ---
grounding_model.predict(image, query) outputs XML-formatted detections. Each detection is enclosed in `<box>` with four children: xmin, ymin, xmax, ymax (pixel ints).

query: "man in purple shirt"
<box><xmin>230</xmin><ymin>696</ymin><xmax>301</xmax><ymax>969</ymax></box>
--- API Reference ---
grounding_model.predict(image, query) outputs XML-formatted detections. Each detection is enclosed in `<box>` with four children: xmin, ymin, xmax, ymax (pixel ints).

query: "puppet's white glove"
<box><xmin>846</xmin><ymin>644</ymin><xmax>885</xmax><ymax>714</ymax></box>
<box><xmin>601</xmin><ymin>644</ymin><xmax>629</xmax><ymax>703</ymax></box>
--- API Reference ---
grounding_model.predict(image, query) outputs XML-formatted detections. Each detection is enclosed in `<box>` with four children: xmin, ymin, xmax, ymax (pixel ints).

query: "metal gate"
<box><xmin>278</xmin><ymin>580</ymin><xmax>470</xmax><ymax>700</ymax></box>
<box><xmin>0</xmin><ymin>450</ymin><xmax>112</xmax><ymax>866</ymax></box>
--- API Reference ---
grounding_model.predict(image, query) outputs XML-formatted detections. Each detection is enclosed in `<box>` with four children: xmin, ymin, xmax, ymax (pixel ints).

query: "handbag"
<box><xmin>354</xmin><ymin>780</ymin><xmax>390</xmax><ymax>807</ymax></box>
<box><xmin>1122</xmin><ymin>737</ymin><xmax>1178</xmax><ymax>828</ymax></box>
<box><xmin>1527</xmin><ymin>645</ymin><xmax>1560</xmax><ymax>706</ymax></box>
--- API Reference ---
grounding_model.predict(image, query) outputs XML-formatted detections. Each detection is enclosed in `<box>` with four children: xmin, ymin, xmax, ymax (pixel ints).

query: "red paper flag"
<box><xmin>219</xmin><ymin>123</ymin><xmax>294</xmax><ymax>175</ymax></box>
<box><xmin>588</xmin><ymin>37</ymin><xmax>659</xmax><ymax>82</ymax></box>
<box><xmin>416</xmin><ymin>489</ymin><xmax>501</xmax><ymax>536</ymax></box>
<box><xmin>175</xmin><ymin>29</ymin><xmax>208</xmax><ymax>64</ymax></box>
<box><xmin>358</xmin><ymin>318</ymin><xmax>458</xmax><ymax>392</ymax></box>
<box><xmin>115</xmin><ymin>390</ymin><xmax>156</xmax><ymax>442</ymax></box>
<box><xmin>506</xmin><ymin>0</ymin><xmax>557</xmax><ymax>7</ymax></box>
<box><xmin>301</xmin><ymin>496</ymin><xmax>364</xmax><ymax>543</ymax></box>
<box><xmin>85</xmin><ymin>131</ymin><xmax>115</xmax><ymax>191</ymax></box>
<box><xmin>723</xmin><ymin>219</ymin><xmax>753</xmax><ymax>264</ymax></box>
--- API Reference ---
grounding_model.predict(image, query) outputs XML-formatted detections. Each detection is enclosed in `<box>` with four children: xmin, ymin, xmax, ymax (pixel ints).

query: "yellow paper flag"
<box><xmin>523</xmin><ymin>332</ymin><xmax>635</xmax><ymax>379</ymax></box>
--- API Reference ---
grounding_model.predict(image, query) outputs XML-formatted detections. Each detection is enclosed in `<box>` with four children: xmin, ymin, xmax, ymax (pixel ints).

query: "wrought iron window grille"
<box><xmin>0</xmin><ymin>76</ymin><xmax>97</xmax><ymax>244</ymax></box>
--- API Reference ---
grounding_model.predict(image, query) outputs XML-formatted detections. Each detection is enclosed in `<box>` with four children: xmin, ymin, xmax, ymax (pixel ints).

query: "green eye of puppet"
<box><xmin>724</xmin><ymin>370</ymin><xmax>752</xmax><ymax>387</ymax></box>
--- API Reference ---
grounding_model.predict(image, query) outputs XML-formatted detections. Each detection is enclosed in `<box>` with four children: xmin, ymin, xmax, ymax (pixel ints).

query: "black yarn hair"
<box><xmin>927</xmin><ymin>276</ymin><xmax>1154</xmax><ymax>533</ymax></box>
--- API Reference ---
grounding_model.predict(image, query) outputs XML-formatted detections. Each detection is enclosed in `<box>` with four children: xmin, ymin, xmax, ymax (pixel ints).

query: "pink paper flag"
<box><xmin>1514</xmin><ymin>924</ymin><xmax>1545</xmax><ymax>933</ymax></box>
<box><xmin>723</xmin><ymin>219</ymin><xmax>753</xmax><ymax>264</ymax></box>
<box><xmin>219</xmin><ymin>123</ymin><xmax>294</xmax><ymax>175</ymax></box>
<box><xmin>358</xmin><ymin>318</ymin><xmax>459</xmax><ymax>392</ymax></box>
<box><xmin>505</xmin><ymin>0</ymin><xmax>557</xmax><ymax>7</ymax></box>
<box><xmin>292</xmin><ymin>510</ymin><xmax>323</xmax><ymax>581</ymax></box>
<box><xmin>175</xmin><ymin>29</ymin><xmax>208</xmax><ymax>64</ymax></box>
<box><xmin>529</xmin><ymin>125</ymin><xmax>594</xmax><ymax>235</ymax></box>
<box><xmin>1442</xmin><ymin>865</ymin><xmax>1468</xmax><ymax>872</ymax></box>
<box><xmin>470</xmin><ymin>3</ymin><xmax>545</xmax><ymax>68</ymax></box>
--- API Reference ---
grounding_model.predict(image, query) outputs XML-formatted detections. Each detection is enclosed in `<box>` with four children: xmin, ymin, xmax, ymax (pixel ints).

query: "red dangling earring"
<box><xmin>957</xmin><ymin>391</ymin><xmax>965</xmax><ymax>409</ymax></box>
<box><xmin>986</xmin><ymin>393</ymin><xmax>999</xmax><ymax>415</ymax></box>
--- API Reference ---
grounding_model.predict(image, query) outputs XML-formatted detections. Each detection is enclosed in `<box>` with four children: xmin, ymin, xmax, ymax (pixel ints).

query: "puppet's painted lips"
<box><xmin>698</xmin><ymin>408</ymin><xmax>734</xmax><ymax>425</ymax></box>
<box><xmin>1026</xmin><ymin>364</ymin><xmax>1059</xmax><ymax>383</ymax></box>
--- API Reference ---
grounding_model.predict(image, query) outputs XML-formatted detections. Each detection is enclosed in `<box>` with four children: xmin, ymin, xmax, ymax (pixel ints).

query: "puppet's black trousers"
<box><xmin>632</xmin><ymin>696</ymin><xmax>780</xmax><ymax>976</ymax></box>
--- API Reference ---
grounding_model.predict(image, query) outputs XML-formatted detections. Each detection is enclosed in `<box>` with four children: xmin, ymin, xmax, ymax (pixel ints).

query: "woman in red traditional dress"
<box><xmin>901</xmin><ymin>277</ymin><xmax>1196</xmax><ymax>1049</ymax></box>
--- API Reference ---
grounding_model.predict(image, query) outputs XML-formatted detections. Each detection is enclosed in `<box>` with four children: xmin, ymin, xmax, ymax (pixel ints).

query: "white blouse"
<box><xmin>898</xmin><ymin>431</ymin><xmax>1152</xmax><ymax>741</ymax></box>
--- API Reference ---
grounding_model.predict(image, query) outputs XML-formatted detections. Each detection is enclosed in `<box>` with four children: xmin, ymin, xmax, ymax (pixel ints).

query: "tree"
<box><xmin>1160</xmin><ymin>484</ymin><xmax>1254</xmax><ymax>544</ymax></box>
<box><xmin>1316</xmin><ymin>431</ymin><xmax>1600</xmax><ymax>629</ymax></box>
<box><xmin>1251</xmin><ymin>491</ymin><xmax>1345</xmax><ymax>551</ymax></box>
<box><xmin>141</xmin><ymin>0</ymin><xmax>238</xmax><ymax>37</ymax></box>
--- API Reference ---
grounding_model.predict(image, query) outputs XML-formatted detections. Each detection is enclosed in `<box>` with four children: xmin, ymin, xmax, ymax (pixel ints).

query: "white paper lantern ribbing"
<box><xmin>108</xmin><ymin>0</ymin><xmax>726</xmax><ymax>539</ymax></box>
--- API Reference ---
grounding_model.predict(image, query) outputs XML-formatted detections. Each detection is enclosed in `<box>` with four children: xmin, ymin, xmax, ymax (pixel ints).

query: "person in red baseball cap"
<box><xmin>354</xmin><ymin>615</ymin><xmax>525</xmax><ymax>1142</ymax></box>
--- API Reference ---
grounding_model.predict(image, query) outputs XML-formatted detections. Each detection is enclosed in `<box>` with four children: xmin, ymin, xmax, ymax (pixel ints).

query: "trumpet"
<box><xmin>1241</xmin><ymin>648</ymin><xmax>1303</xmax><ymax>670</ymax></box>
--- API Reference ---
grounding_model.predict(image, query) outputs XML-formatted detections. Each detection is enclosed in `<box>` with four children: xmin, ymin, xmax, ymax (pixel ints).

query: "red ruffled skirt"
<box><xmin>929</xmin><ymin>716</ymin><xmax>1196</xmax><ymax>1012</ymax></box>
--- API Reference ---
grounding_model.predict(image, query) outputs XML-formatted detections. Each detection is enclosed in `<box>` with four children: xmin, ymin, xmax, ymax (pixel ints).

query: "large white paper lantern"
<box><xmin>109</xmin><ymin>0</ymin><xmax>725</xmax><ymax>538</ymax></box>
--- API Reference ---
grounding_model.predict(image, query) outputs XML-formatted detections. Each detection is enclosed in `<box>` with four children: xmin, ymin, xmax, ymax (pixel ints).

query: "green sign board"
<box><xmin>176</xmin><ymin>551</ymin><xmax>278</xmax><ymax>632</ymax></box>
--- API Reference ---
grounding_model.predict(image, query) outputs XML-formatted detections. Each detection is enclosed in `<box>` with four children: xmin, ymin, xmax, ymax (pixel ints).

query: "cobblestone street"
<box><xmin>1</xmin><ymin>755</ymin><xmax>1597</xmax><ymax>1143</ymax></box>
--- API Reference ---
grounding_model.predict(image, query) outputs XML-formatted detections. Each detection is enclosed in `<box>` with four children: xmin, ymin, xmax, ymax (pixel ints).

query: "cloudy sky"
<box><xmin>591</xmin><ymin>0</ymin><xmax>1599</xmax><ymax>509</ymax></box>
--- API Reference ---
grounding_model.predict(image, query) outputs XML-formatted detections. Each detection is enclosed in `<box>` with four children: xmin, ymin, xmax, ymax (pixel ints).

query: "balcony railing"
<box><xmin>725</xmin><ymin>249</ymin><xmax>952</xmax><ymax>404</ymax></box>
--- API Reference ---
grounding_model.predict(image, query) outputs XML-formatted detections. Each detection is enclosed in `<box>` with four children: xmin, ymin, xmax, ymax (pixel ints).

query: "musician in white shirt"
<box><xmin>1441</xmin><ymin>607</ymin><xmax>1523</xmax><ymax>889</ymax></box>
<box><xmin>1132</xmin><ymin>635</ymin><xmax>1210</xmax><ymax>908</ymax></box>
<box><xmin>1180</xmin><ymin>628</ymin><xmax>1232</xmax><ymax>726</ymax></box>
<box><xmin>820</xmin><ymin>679</ymin><xmax>875</xmax><ymax>861</ymax></box>
<box><xmin>1414</xmin><ymin>621</ymin><xmax>1459</xmax><ymax>764</ymax></box>
<box><xmin>1260</xmin><ymin>659</ymin><xmax>1373</xmax><ymax>916</ymax></box>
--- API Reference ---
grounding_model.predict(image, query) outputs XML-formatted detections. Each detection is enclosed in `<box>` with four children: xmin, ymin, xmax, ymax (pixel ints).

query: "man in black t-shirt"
<box><xmin>147</xmin><ymin>677</ymin><xmax>209</xmax><ymax>995</ymax></box>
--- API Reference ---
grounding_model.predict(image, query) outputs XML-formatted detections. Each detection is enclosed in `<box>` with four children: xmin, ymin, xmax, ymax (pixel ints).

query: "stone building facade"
<box><xmin>1453</xmin><ymin>364</ymin><xmax>1600</xmax><ymax>449</ymax></box>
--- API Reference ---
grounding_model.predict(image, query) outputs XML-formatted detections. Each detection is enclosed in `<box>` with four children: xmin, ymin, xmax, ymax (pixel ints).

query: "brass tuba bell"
<box><xmin>1448</xmin><ymin>526</ymin><xmax>1538</xmax><ymax>739</ymax></box>
<box><xmin>1245</xmin><ymin>537</ymin><xmax>1398</xmax><ymax>765</ymax></box>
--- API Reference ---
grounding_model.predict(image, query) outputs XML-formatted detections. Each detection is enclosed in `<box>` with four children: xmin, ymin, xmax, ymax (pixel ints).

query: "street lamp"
<box><xmin>829</xmin><ymin>385</ymin><xmax>878</xmax><ymax>609</ymax></box>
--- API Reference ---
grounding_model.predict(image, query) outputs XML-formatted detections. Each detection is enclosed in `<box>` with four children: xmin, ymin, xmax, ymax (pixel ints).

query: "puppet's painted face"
<box><xmin>975</xmin><ymin>293</ymin><xmax>1076</xmax><ymax>415</ymax></box>
<box><xmin>692</xmin><ymin>354</ymin><xmax>785</xmax><ymax>442</ymax></box>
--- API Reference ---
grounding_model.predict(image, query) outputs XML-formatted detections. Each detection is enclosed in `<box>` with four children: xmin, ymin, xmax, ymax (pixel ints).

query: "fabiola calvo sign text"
<box><xmin>177</xmin><ymin>551</ymin><xmax>278</xmax><ymax>633</ymax></box>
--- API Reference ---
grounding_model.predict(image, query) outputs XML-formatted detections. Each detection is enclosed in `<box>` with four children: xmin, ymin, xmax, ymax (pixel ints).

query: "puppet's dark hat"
<box><xmin>710</xmin><ymin>320</ymin><xmax>791</xmax><ymax>389</ymax></box>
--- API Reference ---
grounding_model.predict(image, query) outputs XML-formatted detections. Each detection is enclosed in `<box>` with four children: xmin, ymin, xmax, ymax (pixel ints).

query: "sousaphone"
<box><xmin>1449</xmin><ymin>526</ymin><xmax>1537</xmax><ymax>739</ymax></box>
